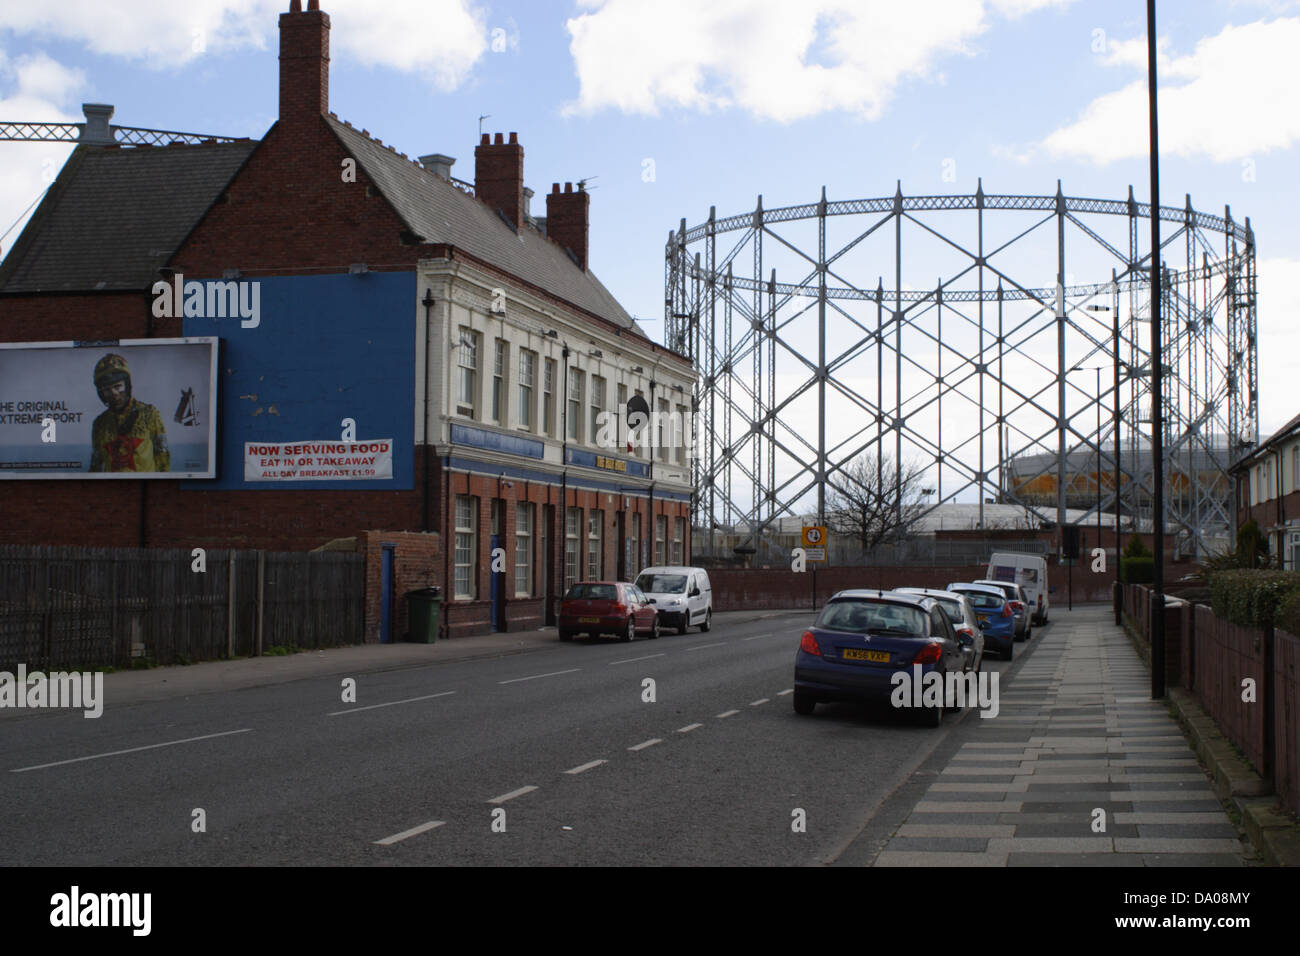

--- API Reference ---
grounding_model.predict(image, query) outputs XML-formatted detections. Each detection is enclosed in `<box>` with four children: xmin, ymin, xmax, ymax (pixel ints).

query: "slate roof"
<box><xmin>326</xmin><ymin>116</ymin><xmax>644</xmax><ymax>335</ymax></box>
<box><xmin>1230</xmin><ymin>410</ymin><xmax>1300</xmax><ymax>470</ymax></box>
<box><xmin>0</xmin><ymin>141</ymin><xmax>257</xmax><ymax>294</ymax></box>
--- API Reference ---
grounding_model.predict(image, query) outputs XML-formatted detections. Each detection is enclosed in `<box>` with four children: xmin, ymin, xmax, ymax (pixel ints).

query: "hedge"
<box><xmin>1120</xmin><ymin>556</ymin><xmax>1154</xmax><ymax>584</ymax></box>
<box><xmin>1207</xmin><ymin>569</ymin><xmax>1300</xmax><ymax>630</ymax></box>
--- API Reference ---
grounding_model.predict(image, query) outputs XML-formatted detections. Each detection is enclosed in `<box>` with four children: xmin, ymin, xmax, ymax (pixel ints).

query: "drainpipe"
<box><xmin>561</xmin><ymin>343</ymin><xmax>570</xmax><ymax>612</ymax></box>
<box><xmin>422</xmin><ymin>287</ymin><xmax>435</xmax><ymax>531</ymax></box>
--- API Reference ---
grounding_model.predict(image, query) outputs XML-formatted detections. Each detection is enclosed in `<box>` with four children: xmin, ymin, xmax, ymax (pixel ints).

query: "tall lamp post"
<box><xmin>1147</xmin><ymin>0</ymin><xmax>1166</xmax><ymax>699</ymax></box>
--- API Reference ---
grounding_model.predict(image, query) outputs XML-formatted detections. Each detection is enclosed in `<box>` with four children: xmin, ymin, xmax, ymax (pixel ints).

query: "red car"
<box><xmin>558</xmin><ymin>581</ymin><xmax>660</xmax><ymax>642</ymax></box>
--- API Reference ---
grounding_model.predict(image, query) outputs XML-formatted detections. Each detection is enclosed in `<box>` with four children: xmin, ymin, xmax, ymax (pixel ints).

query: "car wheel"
<box><xmin>558</xmin><ymin>629</ymin><xmax>572</xmax><ymax>642</ymax></box>
<box><xmin>650</xmin><ymin>617</ymin><xmax>660</xmax><ymax>639</ymax></box>
<box><xmin>678</xmin><ymin>617</ymin><xmax>688</xmax><ymax>635</ymax></box>
<box><xmin>922</xmin><ymin>694</ymin><xmax>943</xmax><ymax>726</ymax></box>
<box><xmin>699</xmin><ymin>609</ymin><xmax>712</xmax><ymax>632</ymax></box>
<box><xmin>1025</xmin><ymin>626</ymin><xmax>1032</xmax><ymax>641</ymax></box>
<box><xmin>793</xmin><ymin>690</ymin><xmax>817</xmax><ymax>715</ymax></box>
<box><xmin>623</xmin><ymin>617</ymin><xmax>636</xmax><ymax>642</ymax></box>
<box><xmin>945</xmin><ymin>673</ymin><xmax>964</xmax><ymax>713</ymax></box>
<box><xmin>1003</xmin><ymin>638</ymin><xmax>1014</xmax><ymax>661</ymax></box>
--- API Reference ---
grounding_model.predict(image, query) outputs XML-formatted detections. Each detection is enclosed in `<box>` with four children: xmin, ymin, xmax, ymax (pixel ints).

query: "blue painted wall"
<box><xmin>182</xmin><ymin>272</ymin><xmax>415</xmax><ymax>490</ymax></box>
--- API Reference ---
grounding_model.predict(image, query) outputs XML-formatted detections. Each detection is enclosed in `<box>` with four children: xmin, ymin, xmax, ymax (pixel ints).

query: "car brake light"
<box><xmin>612</xmin><ymin>604</ymin><xmax>627</xmax><ymax>615</ymax></box>
<box><xmin>1001</xmin><ymin>603</ymin><xmax>1013</xmax><ymax>618</ymax></box>
<box><xmin>912</xmin><ymin>643</ymin><xmax>942</xmax><ymax>664</ymax></box>
<box><xmin>1010</xmin><ymin>601</ymin><xmax>1024</xmax><ymax>612</ymax></box>
<box><xmin>799</xmin><ymin>631</ymin><xmax>821</xmax><ymax>655</ymax></box>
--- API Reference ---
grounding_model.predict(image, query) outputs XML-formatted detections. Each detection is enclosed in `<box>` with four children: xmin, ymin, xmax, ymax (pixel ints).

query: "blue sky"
<box><xmin>2</xmin><ymin>0</ymin><xmax>1297</xmax><ymax>456</ymax></box>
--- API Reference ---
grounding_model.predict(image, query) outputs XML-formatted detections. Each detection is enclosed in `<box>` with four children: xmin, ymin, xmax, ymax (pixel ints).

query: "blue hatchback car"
<box><xmin>946</xmin><ymin>583</ymin><xmax>1017</xmax><ymax>661</ymax></box>
<box><xmin>793</xmin><ymin>590</ymin><xmax>971</xmax><ymax>727</ymax></box>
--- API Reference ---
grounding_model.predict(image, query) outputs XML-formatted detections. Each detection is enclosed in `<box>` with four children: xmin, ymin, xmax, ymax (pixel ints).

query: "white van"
<box><xmin>634</xmin><ymin>566</ymin><xmax>713</xmax><ymax>634</ymax></box>
<box><xmin>986</xmin><ymin>552</ymin><xmax>1050</xmax><ymax>625</ymax></box>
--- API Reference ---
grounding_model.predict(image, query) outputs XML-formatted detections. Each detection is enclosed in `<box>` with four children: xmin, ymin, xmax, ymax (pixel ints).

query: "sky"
<box><xmin>2</xmin><ymin>0</ymin><xmax>1298</xmax><ymax>506</ymax></box>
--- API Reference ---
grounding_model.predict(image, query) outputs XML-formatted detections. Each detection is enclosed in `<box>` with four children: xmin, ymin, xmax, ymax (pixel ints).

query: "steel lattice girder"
<box><xmin>666</xmin><ymin>184</ymin><xmax>1258</xmax><ymax>559</ymax></box>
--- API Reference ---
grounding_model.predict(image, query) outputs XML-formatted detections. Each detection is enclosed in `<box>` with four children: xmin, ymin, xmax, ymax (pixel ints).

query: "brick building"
<box><xmin>1231</xmin><ymin>412</ymin><xmax>1300</xmax><ymax>568</ymax></box>
<box><xmin>0</xmin><ymin>0</ymin><xmax>696</xmax><ymax>640</ymax></box>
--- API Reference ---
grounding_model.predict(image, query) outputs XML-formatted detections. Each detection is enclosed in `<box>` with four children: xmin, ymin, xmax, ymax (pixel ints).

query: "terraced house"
<box><xmin>0</xmin><ymin>0</ymin><xmax>697</xmax><ymax>640</ymax></box>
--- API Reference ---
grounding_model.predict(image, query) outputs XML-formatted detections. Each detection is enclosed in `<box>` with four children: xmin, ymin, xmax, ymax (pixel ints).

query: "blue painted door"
<box><xmin>381</xmin><ymin>545</ymin><xmax>395</xmax><ymax>643</ymax></box>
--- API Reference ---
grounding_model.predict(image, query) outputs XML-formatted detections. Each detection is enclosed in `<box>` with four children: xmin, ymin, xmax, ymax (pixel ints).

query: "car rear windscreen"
<box><xmin>566</xmin><ymin>583</ymin><xmax>618</xmax><ymax>601</ymax></box>
<box><xmin>636</xmin><ymin>574</ymin><xmax>687</xmax><ymax>593</ymax></box>
<box><xmin>957</xmin><ymin>591</ymin><xmax>1003</xmax><ymax>610</ymax></box>
<box><xmin>816</xmin><ymin>600</ymin><xmax>927</xmax><ymax>636</ymax></box>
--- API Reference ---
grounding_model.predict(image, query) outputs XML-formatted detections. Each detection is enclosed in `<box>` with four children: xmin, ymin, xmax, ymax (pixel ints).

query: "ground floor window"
<box><xmin>515</xmin><ymin>503</ymin><xmax>533</xmax><ymax>597</ymax></box>
<box><xmin>565</xmin><ymin>508</ymin><xmax>581</xmax><ymax>590</ymax></box>
<box><xmin>455</xmin><ymin>495</ymin><xmax>477</xmax><ymax>599</ymax></box>
<box><xmin>587</xmin><ymin>509</ymin><xmax>603</xmax><ymax>580</ymax></box>
<box><xmin>672</xmin><ymin>516</ymin><xmax>684</xmax><ymax>565</ymax></box>
<box><xmin>655</xmin><ymin>514</ymin><xmax>667</xmax><ymax>566</ymax></box>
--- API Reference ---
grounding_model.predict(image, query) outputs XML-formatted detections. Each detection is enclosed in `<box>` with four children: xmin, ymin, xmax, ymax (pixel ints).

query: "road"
<box><xmin>0</xmin><ymin>611</ymin><xmax>1022</xmax><ymax>866</ymax></box>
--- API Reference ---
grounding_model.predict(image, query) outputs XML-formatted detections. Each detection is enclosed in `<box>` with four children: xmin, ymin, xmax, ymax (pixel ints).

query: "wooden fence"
<box><xmin>1123</xmin><ymin>583</ymin><xmax>1300</xmax><ymax>816</ymax></box>
<box><xmin>0</xmin><ymin>545</ymin><xmax>363</xmax><ymax>670</ymax></box>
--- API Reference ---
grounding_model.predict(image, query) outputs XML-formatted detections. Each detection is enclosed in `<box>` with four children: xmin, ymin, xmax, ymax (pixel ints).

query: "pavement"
<box><xmin>91</xmin><ymin>607</ymin><xmax>800</xmax><ymax>706</ymax></box>
<box><xmin>859</xmin><ymin>603</ymin><xmax>1258</xmax><ymax>866</ymax></box>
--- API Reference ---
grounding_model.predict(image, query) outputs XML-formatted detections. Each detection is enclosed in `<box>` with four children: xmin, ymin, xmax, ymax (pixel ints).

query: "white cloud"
<box><xmin>1038</xmin><ymin>17</ymin><xmax>1300</xmax><ymax>164</ymax></box>
<box><xmin>332</xmin><ymin>0</ymin><xmax>488</xmax><ymax>92</ymax></box>
<box><xmin>0</xmin><ymin>51</ymin><xmax>80</xmax><ymax>256</ymax></box>
<box><xmin>0</xmin><ymin>0</ymin><xmax>488</xmax><ymax>90</ymax></box>
<box><xmin>563</xmin><ymin>0</ymin><xmax>1075</xmax><ymax>123</ymax></box>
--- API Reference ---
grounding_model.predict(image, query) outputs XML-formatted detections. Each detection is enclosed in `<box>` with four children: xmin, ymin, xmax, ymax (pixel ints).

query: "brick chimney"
<box><xmin>546</xmin><ymin>182</ymin><xmax>589</xmax><ymax>271</ymax></box>
<box><xmin>475</xmin><ymin>132</ymin><xmax>524</xmax><ymax>231</ymax></box>
<box><xmin>279</xmin><ymin>0</ymin><xmax>330</xmax><ymax>131</ymax></box>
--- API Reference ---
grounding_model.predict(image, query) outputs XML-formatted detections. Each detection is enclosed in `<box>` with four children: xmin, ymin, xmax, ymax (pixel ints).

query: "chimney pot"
<box><xmin>480</xmin><ymin>133</ymin><xmax>490</xmax><ymax>145</ymax></box>
<box><xmin>308</xmin><ymin>0</ymin><xmax>319</xmax><ymax>8</ymax></box>
<box><xmin>279</xmin><ymin>0</ymin><xmax>330</xmax><ymax>125</ymax></box>
<box><xmin>546</xmin><ymin>179</ymin><xmax>591</xmax><ymax>271</ymax></box>
<box><xmin>80</xmin><ymin>103</ymin><xmax>115</xmax><ymax>146</ymax></box>
<box><xmin>475</xmin><ymin>130</ymin><xmax>525</xmax><ymax>230</ymax></box>
<box><xmin>508</xmin><ymin>132</ymin><xmax>518</xmax><ymax>144</ymax></box>
<box><xmin>551</xmin><ymin>182</ymin><xmax>560</xmax><ymax>193</ymax></box>
<box><xmin>420</xmin><ymin>153</ymin><xmax>456</xmax><ymax>179</ymax></box>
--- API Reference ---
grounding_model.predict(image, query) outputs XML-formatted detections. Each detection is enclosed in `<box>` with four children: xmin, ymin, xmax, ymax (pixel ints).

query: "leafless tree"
<box><xmin>823</xmin><ymin>453</ymin><xmax>931</xmax><ymax>553</ymax></box>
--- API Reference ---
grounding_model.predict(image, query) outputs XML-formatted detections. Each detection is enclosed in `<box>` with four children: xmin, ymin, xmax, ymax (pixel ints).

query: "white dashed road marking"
<box><xmin>628</xmin><ymin>738</ymin><xmax>663</xmax><ymax>752</ymax></box>
<box><xmin>498</xmin><ymin>669</ymin><xmax>580</xmax><ymax>685</ymax></box>
<box><xmin>716</xmin><ymin>709</ymin><xmax>740</xmax><ymax>719</ymax></box>
<box><xmin>328</xmin><ymin>691</ymin><xmax>455</xmax><ymax>716</ymax></box>
<box><xmin>10</xmin><ymin>729</ymin><xmax>253</xmax><ymax>773</ymax></box>
<box><xmin>488</xmin><ymin>785</ymin><xmax>539</xmax><ymax>804</ymax></box>
<box><xmin>676</xmin><ymin>723</ymin><xmax>703</xmax><ymax>734</ymax></box>
<box><xmin>750</xmin><ymin>698</ymin><xmax>769</xmax><ymax>706</ymax></box>
<box><xmin>776</xmin><ymin>689</ymin><xmax>794</xmax><ymax>696</ymax></box>
<box><xmin>609</xmin><ymin>654</ymin><xmax>664</xmax><ymax>665</ymax></box>
<box><xmin>686</xmin><ymin>642</ymin><xmax>727</xmax><ymax>651</ymax></box>
<box><xmin>564</xmin><ymin>760</ymin><xmax>607</xmax><ymax>775</ymax></box>
<box><xmin>373</xmin><ymin>821</ymin><xmax>445</xmax><ymax>845</ymax></box>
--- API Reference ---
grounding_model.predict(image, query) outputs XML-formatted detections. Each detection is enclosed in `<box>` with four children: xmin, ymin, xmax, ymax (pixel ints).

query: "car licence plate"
<box><xmin>842</xmin><ymin>648</ymin><xmax>890</xmax><ymax>662</ymax></box>
<box><xmin>579</xmin><ymin>617</ymin><xmax>599</xmax><ymax>624</ymax></box>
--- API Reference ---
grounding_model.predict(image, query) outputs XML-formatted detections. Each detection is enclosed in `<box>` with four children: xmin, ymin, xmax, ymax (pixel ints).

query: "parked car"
<box><xmin>634</xmin><ymin>566</ymin><xmax>712</xmax><ymax>634</ymax></box>
<box><xmin>972</xmin><ymin>579</ymin><xmax>1032</xmax><ymax>641</ymax></box>
<box><xmin>891</xmin><ymin>587</ymin><xmax>985</xmax><ymax>673</ymax></box>
<box><xmin>792</xmin><ymin>589</ymin><xmax>972</xmax><ymax>727</ymax></box>
<box><xmin>558</xmin><ymin>581</ymin><xmax>659</xmax><ymax>642</ymax></box>
<box><xmin>986</xmin><ymin>551</ymin><xmax>1050</xmax><ymax>625</ymax></box>
<box><xmin>946</xmin><ymin>582</ymin><xmax>1017</xmax><ymax>660</ymax></box>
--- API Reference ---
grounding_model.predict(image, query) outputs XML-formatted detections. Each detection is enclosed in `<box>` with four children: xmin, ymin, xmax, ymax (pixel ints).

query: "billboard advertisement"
<box><xmin>0</xmin><ymin>337</ymin><xmax>217</xmax><ymax>479</ymax></box>
<box><xmin>181</xmin><ymin>272</ymin><xmax>415</xmax><ymax>491</ymax></box>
